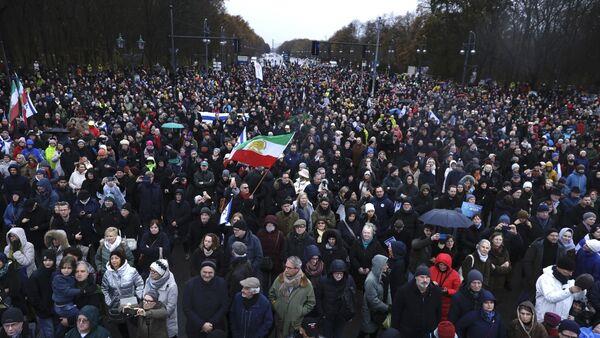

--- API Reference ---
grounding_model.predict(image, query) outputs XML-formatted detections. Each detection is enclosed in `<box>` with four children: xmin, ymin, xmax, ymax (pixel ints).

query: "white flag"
<box><xmin>254</xmin><ymin>61</ymin><xmax>263</xmax><ymax>81</ymax></box>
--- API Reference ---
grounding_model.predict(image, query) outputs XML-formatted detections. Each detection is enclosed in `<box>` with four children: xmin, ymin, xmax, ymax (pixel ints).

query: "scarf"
<box><xmin>304</xmin><ymin>259</ymin><xmax>324</xmax><ymax>277</ymax></box>
<box><xmin>482</xmin><ymin>309</ymin><xmax>496</xmax><ymax>322</ymax></box>
<box><xmin>362</xmin><ymin>238</ymin><xmax>372</xmax><ymax>249</ymax></box>
<box><xmin>552</xmin><ymin>266</ymin><xmax>570</xmax><ymax>285</ymax></box>
<box><xmin>279</xmin><ymin>270</ymin><xmax>304</xmax><ymax>301</ymax></box>
<box><xmin>242</xmin><ymin>294</ymin><xmax>260</xmax><ymax>309</ymax></box>
<box><xmin>148</xmin><ymin>271</ymin><xmax>170</xmax><ymax>290</ymax></box>
<box><xmin>477</xmin><ymin>249</ymin><xmax>488</xmax><ymax>262</ymax></box>
<box><xmin>0</xmin><ymin>262</ymin><xmax>9</xmax><ymax>278</ymax></box>
<box><xmin>203</xmin><ymin>247</ymin><xmax>214</xmax><ymax>256</ymax></box>
<box><xmin>559</xmin><ymin>228</ymin><xmax>576</xmax><ymax>251</ymax></box>
<box><xmin>104</xmin><ymin>236</ymin><xmax>122</xmax><ymax>252</ymax></box>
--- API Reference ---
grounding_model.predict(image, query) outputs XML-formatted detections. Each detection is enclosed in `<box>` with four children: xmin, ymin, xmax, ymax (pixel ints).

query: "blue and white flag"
<box><xmin>201</xmin><ymin>112</ymin><xmax>248</xmax><ymax>124</ymax></box>
<box><xmin>428</xmin><ymin>111</ymin><xmax>440</xmax><ymax>124</ymax></box>
<box><xmin>220</xmin><ymin>199</ymin><xmax>232</xmax><ymax>226</ymax></box>
<box><xmin>237</xmin><ymin>126</ymin><xmax>247</xmax><ymax>145</ymax></box>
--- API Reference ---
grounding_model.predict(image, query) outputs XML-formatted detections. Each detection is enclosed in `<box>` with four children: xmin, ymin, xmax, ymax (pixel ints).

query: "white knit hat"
<box><xmin>150</xmin><ymin>259</ymin><xmax>169</xmax><ymax>276</ymax></box>
<box><xmin>586</xmin><ymin>239</ymin><xmax>600</xmax><ymax>253</ymax></box>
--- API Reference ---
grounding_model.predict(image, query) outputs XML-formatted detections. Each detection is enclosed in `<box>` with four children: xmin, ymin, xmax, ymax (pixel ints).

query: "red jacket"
<box><xmin>429</xmin><ymin>253</ymin><xmax>461</xmax><ymax>321</ymax></box>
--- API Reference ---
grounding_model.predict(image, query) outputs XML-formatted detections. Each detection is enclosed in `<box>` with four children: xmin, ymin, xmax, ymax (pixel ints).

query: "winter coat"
<box><xmin>268</xmin><ymin>271</ymin><xmax>316</xmax><ymax>336</ymax></box>
<box><xmin>52</xmin><ymin>273</ymin><xmax>81</xmax><ymax>304</ymax></box>
<box><xmin>137</xmin><ymin>181</ymin><xmax>163</xmax><ymax>223</ymax></box>
<box><xmin>138</xmin><ymin>231</ymin><xmax>170</xmax><ymax>273</ymax></box>
<box><xmin>391</xmin><ymin>278</ymin><xmax>443</xmax><ymax>337</ymax></box>
<box><xmin>3</xmin><ymin>200</ymin><xmax>24</xmax><ymax>228</ymax></box>
<box><xmin>522</xmin><ymin>238</ymin><xmax>569</xmax><ymax>290</ymax></box>
<box><xmin>456</xmin><ymin>308</ymin><xmax>505</xmax><ymax>338</ymax></box>
<box><xmin>93</xmin><ymin>205</ymin><xmax>121</xmax><ymax>238</ymax></box>
<box><xmin>190</xmin><ymin>246</ymin><xmax>226</xmax><ymax>277</ymax></box>
<box><xmin>361</xmin><ymin>255</ymin><xmax>391</xmax><ymax>333</ymax></box>
<box><xmin>27</xmin><ymin>265</ymin><xmax>55</xmax><ymax>318</ymax></box>
<box><xmin>95</xmin><ymin>238</ymin><xmax>135</xmax><ymax>275</ymax></box>
<box><xmin>226</xmin><ymin>230</ymin><xmax>264</xmax><ymax>272</ymax></box>
<box><xmin>461</xmin><ymin>252</ymin><xmax>493</xmax><ymax>290</ymax></box>
<box><xmin>409</xmin><ymin>235</ymin><xmax>434</xmax><ymax>273</ymax></box>
<box><xmin>283</xmin><ymin>231</ymin><xmax>316</xmax><ymax>261</ymax></box>
<box><xmin>101</xmin><ymin>261</ymin><xmax>144</xmax><ymax>308</ymax></box>
<box><xmin>44</xmin><ymin>229</ymin><xmax>70</xmax><ymax>266</ymax></box>
<box><xmin>143</xmin><ymin>272</ymin><xmax>178</xmax><ymax>337</ymax></box>
<box><xmin>226</xmin><ymin>257</ymin><xmax>257</xmax><ymax>298</ymax></box>
<box><xmin>315</xmin><ymin>262</ymin><xmax>356</xmax><ymax>321</ymax></box>
<box><xmin>257</xmin><ymin>227</ymin><xmax>285</xmax><ymax>275</ymax></box>
<box><xmin>489</xmin><ymin>245</ymin><xmax>512</xmax><ymax>292</ymax></box>
<box><xmin>310</xmin><ymin>205</ymin><xmax>337</xmax><ymax>230</ymax></box>
<box><xmin>566</xmin><ymin>171</ymin><xmax>587</xmax><ymax>195</ymax></box>
<box><xmin>18</xmin><ymin>203</ymin><xmax>50</xmax><ymax>250</ymax></box>
<box><xmin>506</xmin><ymin>301</ymin><xmax>548</xmax><ymax>338</ymax></box>
<box><xmin>276</xmin><ymin>210</ymin><xmax>300</xmax><ymax>236</ymax></box>
<box><xmin>165</xmin><ymin>199</ymin><xmax>192</xmax><ymax>227</ymax></box>
<box><xmin>134</xmin><ymin>301</ymin><xmax>169</xmax><ymax>338</ymax></box>
<box><xmin>448</xmin><ymin>284</ymin><xmax>487</xmax><ymax>324</ymax></box>
<box><xmin>535</xmin><ymin>266</ymin><xmax>585</xmax><ymax>322</ymax></box>
<box><xmin>350</xmin><ymin>238</ymin><xmax>386</xmax><ymax>289</ymax></box>
<box><xmin>389</xmin><ymin>240</ymin><xmax>408</xmax><ymax>299</ymax></box>
<box><xmin>183</xmin><ymin>276</ymin><xmax>229</xmax><ymax>337</ymax></box>
<box><xmin>4</xmin><ymin>227</ymin><xmax>36</xmax><ymax>277</ymax></box>
<box><xmin>430</xmin><ymin>253</ymin><xmax>461</xmax><ymax>321</ymax></box>
<box><xmin>319</xmin><ymin>229</ymin><xmax>349</xmax><ymax>271</ymax></box>
<box><xmin>576</xmin><ymin>247</ymin><xmax>600</xmax><ymax>281</ymax></box>
<box><xmin>229</xmin><ymin>292</ymin><xmax>273</xmax><ymax>338</ymax></box>
<box><xmin>64</xmin><ymin>305</ymin><xmax>111</xmax><ymax>338</ymax></box>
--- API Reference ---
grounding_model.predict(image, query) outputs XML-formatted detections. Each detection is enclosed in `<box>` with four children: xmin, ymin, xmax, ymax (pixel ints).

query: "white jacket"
<box><xmin>535</xmin><ymin>265</ymin><xmax>585</xmax><ymax>321</ymax></box>
<box><xmin>4</xmin><ymin>227</ymin><xmax>37</xmax><ymax>277</ymax></box>
<box><xmin>144</xmin><ymin>272</ymin><xmax>178</xmax><ymax>337</ymax></box>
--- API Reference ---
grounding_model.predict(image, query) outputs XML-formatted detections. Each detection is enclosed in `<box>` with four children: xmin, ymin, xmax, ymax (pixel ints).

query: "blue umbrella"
<box><xmin>161</xmin><ymin>122</ymin><xmax>185</xmax><ymax>129</ymax></box>
<box><xmin>418</xmin><ymin>209</ymin><xmax>473</xmax><ymax>229</ymax></box>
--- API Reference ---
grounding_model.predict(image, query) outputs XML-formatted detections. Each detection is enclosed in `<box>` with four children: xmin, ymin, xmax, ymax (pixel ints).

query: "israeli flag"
<box><xmin>237</xmin><ymin>126</ymin><xmax>247</xmax><ymax>145</ymax></box>
<box><xmin>201</xmin><ymin>112</ymin><xmax>248</xmax><ymax>124</ymax></box>
<box><xmin>220</xmin><ymin>199</ymin><xmax>232</xmax><ymax>226</ymax></box>
<box><xmin>428</xmin><ymin>111</ymin><xmax>440</xmax><ymax>124</ymax></box>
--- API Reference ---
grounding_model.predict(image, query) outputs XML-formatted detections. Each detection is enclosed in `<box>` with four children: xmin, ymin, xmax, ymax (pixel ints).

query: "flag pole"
<box><xmin>250</xmin><ymin>168</ymin><xmax>270</xmax><ymax>197</ymax></box>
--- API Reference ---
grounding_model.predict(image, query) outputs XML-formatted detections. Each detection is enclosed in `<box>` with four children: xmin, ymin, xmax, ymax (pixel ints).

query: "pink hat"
<box><xmin>146</xmin><ymin>140</ymin><xmax>153</xmax><ymax>147</ymax></box>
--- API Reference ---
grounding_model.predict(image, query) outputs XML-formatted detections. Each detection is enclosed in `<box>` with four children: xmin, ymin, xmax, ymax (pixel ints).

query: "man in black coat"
<box><xmin>391</xmin><ymin>264</ymin><xmax>442</xmax><ymax>337</ymax></box>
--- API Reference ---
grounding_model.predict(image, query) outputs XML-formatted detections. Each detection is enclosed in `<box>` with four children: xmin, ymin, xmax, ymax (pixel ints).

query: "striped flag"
<box><xmin>220</xmin><ymin>199</ymin><xmax>232</xmax><ymax>225</ymax></box>
<box><xmin>225</xmin><ymin>133</ymin><xmax>294</xmax><ymax>168</ymax></box>
<box><xmin>237</xmin><ymin>126</ymin><xmax>247</xmax><ymax>145</ymax></box>
<box><xmin>200</xmin><ymin>112</ymin><xmax>249</xmax><ymax>124</ymax></box>
<box><xmin>428</xmin><ymin>111</ymin><xmax>440</xmax><ymax>124</ymax></box>
<box><xmin>8</xmin><ymin>80</ymin><xmax>19</xmax><ymax>124</ymax></box>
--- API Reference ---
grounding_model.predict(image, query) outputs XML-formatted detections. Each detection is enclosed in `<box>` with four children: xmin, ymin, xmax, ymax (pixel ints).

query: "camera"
<box><xmin>123</xmin><ymin>306</ymin><xmax>140</xmax><ymax>316</ymax></box>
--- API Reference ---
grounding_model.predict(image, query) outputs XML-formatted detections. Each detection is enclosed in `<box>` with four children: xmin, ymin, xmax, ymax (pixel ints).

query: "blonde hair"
<box><xmin>104</xmin><ymin>227</ymin><xmax>119</xmax><ymax>237</ymax></box>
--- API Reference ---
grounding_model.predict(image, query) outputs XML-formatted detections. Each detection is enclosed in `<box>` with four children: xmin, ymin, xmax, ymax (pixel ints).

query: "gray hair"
<box><xmin>363</xmin><ymin>223</ymin><xmax>377</xmax><ymax>235</ymax></box>
<box><xmin>286</xmin><ymin>256</ymin><xmax>302</xmax><ymax>269</ymax></box>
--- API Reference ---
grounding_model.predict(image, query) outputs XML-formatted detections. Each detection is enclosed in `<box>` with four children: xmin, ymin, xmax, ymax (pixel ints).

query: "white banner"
<box><xmin>254</xmin><ymin>61</ymin><xmax>263</xmax><ymax>81</ymax></box>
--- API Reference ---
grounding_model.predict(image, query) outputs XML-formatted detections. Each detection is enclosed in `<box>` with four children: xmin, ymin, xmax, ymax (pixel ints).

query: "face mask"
<box><xmin>266</xmin><ymin>224</ymin><xmax>275</xmax><ymax>233</ymax></box>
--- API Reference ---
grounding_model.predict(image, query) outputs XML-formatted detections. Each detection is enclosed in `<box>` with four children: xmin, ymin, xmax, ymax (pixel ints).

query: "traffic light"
<box><xmin>311</xmin><ymin>41</ymin><xmax>320</xmax><ymax>56</ymax></box>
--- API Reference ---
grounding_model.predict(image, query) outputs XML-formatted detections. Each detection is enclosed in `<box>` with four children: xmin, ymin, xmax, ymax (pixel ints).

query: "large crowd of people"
<box><xmin>0</xmin><ymin>60</ymin><xmax>598</xmax><ymax>338</ymax></box>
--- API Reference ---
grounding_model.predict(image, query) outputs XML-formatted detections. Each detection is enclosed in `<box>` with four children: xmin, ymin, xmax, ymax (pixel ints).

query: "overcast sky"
<box><xmin>225</xmin><ymin>0</ymin><xmax>418</xmax><ymax>48</ymax></box>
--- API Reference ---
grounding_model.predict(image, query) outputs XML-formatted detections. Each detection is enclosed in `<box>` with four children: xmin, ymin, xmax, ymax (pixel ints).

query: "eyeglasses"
<box><xmin>143</xmin><ymin>299</ymin><xmax>155</xmax><ymax>303</ymax></box>
<box><xmin>285</xmin><ymin>266</ymin><xmax>298</xmax><ymax>270</ymax></box>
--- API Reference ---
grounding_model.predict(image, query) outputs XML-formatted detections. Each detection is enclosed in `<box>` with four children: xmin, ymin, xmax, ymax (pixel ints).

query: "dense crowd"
<box><xmin>0</xmin><ymin>61</ymin><xmax>599</xmax><ymax>338</ymax></box>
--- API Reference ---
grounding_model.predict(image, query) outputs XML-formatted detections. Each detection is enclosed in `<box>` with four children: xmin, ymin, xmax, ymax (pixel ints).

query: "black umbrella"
<box><xmin>418</xmin><ymin>208</ymin><xmax>473</xmax><ymax>229</ymax></box>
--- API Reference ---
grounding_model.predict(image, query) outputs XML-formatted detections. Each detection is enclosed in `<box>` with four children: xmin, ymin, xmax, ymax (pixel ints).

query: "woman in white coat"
<box><xmin>143</xmin><ymin>259</ymin><xmax>178</xmax><ymax>338</ymax></box>
<box><xmin>4</xmin><ymin>227</ymin><xmax>37</xmax><ymax>277</ymax></box>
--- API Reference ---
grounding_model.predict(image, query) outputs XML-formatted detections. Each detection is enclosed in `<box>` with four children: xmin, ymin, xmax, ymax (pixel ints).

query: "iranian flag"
<box><xmin>225</xmin><ymin>133</ymin><xmax>294</xmax><ymax>168</ymax></box>
<box><xmin>8</xmin><ymin>80</ymin><xmax>20</xmax><ymax>123</ymax></box>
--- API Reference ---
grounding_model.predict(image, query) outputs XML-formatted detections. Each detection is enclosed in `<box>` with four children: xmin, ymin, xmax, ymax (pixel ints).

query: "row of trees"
<box><xmin>0</xmin><ymin>0</ymin><xmax>270</xmax><ymax>69</ymax></box>
<box><xmin>278</xmin><ymin>0</ymin><xmax>600</xmax><ymax>85</ymax></box>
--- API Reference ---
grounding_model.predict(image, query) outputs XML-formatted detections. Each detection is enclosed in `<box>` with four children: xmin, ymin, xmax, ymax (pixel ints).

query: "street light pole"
<box><xmin>461</xmin><ymin>30</ymin><xmax>476</xmax><ymax>85</ymax></box>
<box><xmin>203</xmin><ymin>18</ymin><xmax>210</xmax><ymax>71</ymax></box>
<box><xmin>416</xmin><ymin>45</ymin><xmax>427</xmax><ymax>75</ymax></box>
<box><xmin>169</xmin><ymin>1</ymin><xmax>177</xmax><ymax>100</ymax></box>
<box><xmin>371</xmin><ymin>16</ymin><xmax>381</xmax><ymax>97</ymax></box>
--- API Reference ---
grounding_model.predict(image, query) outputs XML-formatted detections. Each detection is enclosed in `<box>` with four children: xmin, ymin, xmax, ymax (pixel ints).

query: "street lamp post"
<box><xmin>220</xmin><ymin>26</ymin><xmax>226</xmax><ymax>69</ymax></box>
<box><xmin>460</xmin><ymin>30</ymin><xmax>476</xmax><ymax>85</ymax></box>
<box><xmin>115</xmin><ymin>33</ymin><xmax>144</xmax><ymax>75</ymax></box>
<box><xmin>416</xmin><ymin>45</ymin><xmax>427</xmax><ymax>75</ymax></box>
<box><xmin>387</xmin><ymin>41</ymin><xmax>395</xmax><ymax>74</ymax></box>
<box><xmin>203</xmin><ymin>18</ymin><xmax>210</xmax><ymax>71</ymax></box>
<box><xmin>371</xmin><ymin>17</ymin><xmax>382</xmax><ymax>97</ymax></box>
